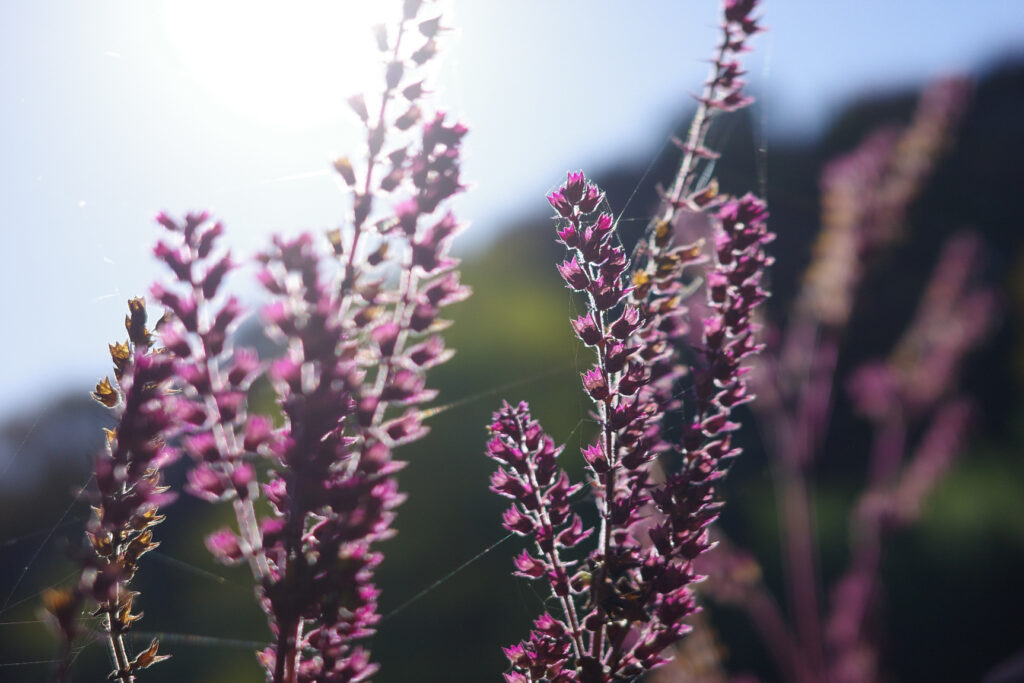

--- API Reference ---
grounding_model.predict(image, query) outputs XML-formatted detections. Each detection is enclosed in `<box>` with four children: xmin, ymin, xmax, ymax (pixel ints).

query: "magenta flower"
<box><xmin>490</xmin><ymin>160</ymin><xmax>772</xmax><ymax>682</ymax></box>
<box><xmin>51</xmin><ymin>298</ymin><xmax>178</xmax><ymax>681</ymax></box>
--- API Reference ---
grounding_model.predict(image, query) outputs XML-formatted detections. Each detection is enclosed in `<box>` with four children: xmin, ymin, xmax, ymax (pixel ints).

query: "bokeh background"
<box><xmin>2</xmin><ymin>1</ymin><xmax>1024</xmax><ymax>681</ymax></box>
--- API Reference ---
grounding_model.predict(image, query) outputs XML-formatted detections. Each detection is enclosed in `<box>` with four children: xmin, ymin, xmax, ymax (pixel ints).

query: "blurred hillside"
<box><xmin>2</xmin><ymin>61</ymin><xmax>1024</xmax><ymax>681</ymax></box>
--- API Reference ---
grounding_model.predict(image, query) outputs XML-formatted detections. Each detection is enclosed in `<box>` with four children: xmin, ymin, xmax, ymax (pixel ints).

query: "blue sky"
<box><xmin>1</xmin><ymin>0</ymin><xmax>1022</xmax><ymax>418</ymax></box>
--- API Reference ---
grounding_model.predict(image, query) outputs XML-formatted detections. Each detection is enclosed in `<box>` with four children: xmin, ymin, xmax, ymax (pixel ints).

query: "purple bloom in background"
<box><xmin>690</xmin><ymin>78</ymin><xmax>992</xmax><ymax>683</ymax></box>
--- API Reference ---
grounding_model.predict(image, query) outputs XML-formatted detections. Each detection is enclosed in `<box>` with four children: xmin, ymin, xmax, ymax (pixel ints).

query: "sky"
<box><xmin>1</xmin><ymin>0</ymin><xmax>1023</xmax><ymax>419</ymax></box>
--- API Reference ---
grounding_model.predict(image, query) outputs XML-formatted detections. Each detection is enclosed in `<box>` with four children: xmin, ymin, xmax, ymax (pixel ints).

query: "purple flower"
<box><xmin>487</xmin><ymin>402</ymin><xmax>590</xmax><ymax>668</ymax></box>
<box><xmin>249</xmin><ymin>3</ymin><xmax>470</xmax><ymax>678</ymax></box>
<box><xmin>205</xmin><ymin>528</ymin><xmax>245</xmax><ymax>565</ymax></box>
<box><xmin>490</xmin><ymin>162</ymin><xmax>772</xmax><ymax>680</ymax></box>
<box><xmin>69</xmin><ymin>298</ymin><xmax>176</xmax><ymax>680</ymax></box>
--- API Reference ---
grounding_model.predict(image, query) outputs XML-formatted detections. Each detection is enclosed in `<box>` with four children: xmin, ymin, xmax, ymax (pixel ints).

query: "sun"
<box><xmin>160</xmin><ymin>1</ymin><xmax>398</xmax><ymax>129</ymax></box>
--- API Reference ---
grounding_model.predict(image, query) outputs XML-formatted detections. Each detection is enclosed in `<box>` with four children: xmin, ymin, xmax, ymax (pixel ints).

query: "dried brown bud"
<box><xmin>367</xmin><ymin>241</ymin><xmax>390</xmax><ymax>266</ymax></box>
<box><xmin>125</xmin><ymin>297</ymin><xmax>150</xmax><ymax>347</ymax></box>
<box><xmin>402</xmin><ymin>81</ymin><xmax>426</xmax><ymax>102</ymax></box>
<box><xmin>116</xmin><ymin>592</ymin><xmax>143</xmax><ymax>627</ymax></box>
<box><xmin>418</xmin><ymin>16</ymin><xmax>442</xmax><ymax>38</ymax></box>
<box><xmin>326</xmin><ymin>228</ymin><xmax>344</xmax><ymax>257</ymax></box>
<box><xmin>677</xmin><ymin>239</ymin><xmax>706</xmax><ymax>263</ymax></box>
<box><xmin>88</xmin><ymin>529</ymin><xmax>115</xmax><ymax>557</ymax></box>
<box><xmin>353</xmin><ymin>193</ymin><xmax>373</xmax><ymax>229</ymax></box>
<box><xmin>395</xmin><ymin>105</ymin><xmax>421</xmax><ymax>131</ymax></box>
<box><xmin>372</xmin><ymin>24</ymin><xmax>388</xmax><ymax>51</ymax></box>
<box><xmin>403</xmin><ymin>0</ymin><xmax>423</xmax><ymax>20</ymax></box>
<box><xmin>124</xmin><ymin>528</ymin><xmax>159</xmax><ymax>567</ymax></box>
<box><xmin>109</xmin><ymin>341</ymin><xmax>130</xmax><ymax>380</ymax></box>
<box><xmin>353</xmin><ymin>305</ymin><xmax>381</xmax><ymax>329</ymax></box>
<box><xmin>368</xmin><ymin>124</ymin><xmax>386</xmax><ymax>156</ymax></box>
<box><xmin>129</xmin><ymin>638</ymin><xmax>170</xmax><ymax>671</ymax></box>
<box><xmin>411</xmin><ymin>39</ymin><xmax>437</xmax><ymax>65</ymax></box>
<box><xmin>379</xmin><ymin>167</ymin><xmax>404</xmax><ymax>192</ymax></box>
<box><xmin>333</xmin><ymin>156</ymin><xmax>357</xmax><ymax>186</ymax></box>
<box><xmin>92</xmin><ymin>377</ymin><xmax>119</xmax><ymax>408</ymax></box>
<box><xmin>43</xmin><ymin>587</ymin><xmax>78</xmax><ymax>615</ymax></box>
<box><xmin>154</xmin><ymin>309</ymin><xmax>173</xmax><ymax>331</ymax></box>
<box><xmin>347</xmin><ymin>93</ymin><xmax>369</xmax><ymax>122</ymax></box>
<box><xmin>653</xmin><ymin>219</ymin><xmax>672</xmax><ymax>249</ymax></box>
<box><xmin>42</xmin><ymin>587</ymin><xmax>81</xmax><ymax>642</ymax></box>
<box><xmin>130</xmin><ymin>507</ymin><xmax>166</xmax><ymax>531</ymax></box>
<box><xmin>690</xmin><ymin>178</ymin><xmax>720</xmax><ymax>207</ymax></box>
<box><xmin>386</xmin><ymin>60</ymin><xmax>404</xmax><ymax>90</ymax></box>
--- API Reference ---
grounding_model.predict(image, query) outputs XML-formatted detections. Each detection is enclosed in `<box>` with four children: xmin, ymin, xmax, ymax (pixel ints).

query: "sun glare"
<box><xmin>160</xmin><ymin>1</ymin><xmax>398</xmax><ymax>129</ymax></box>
